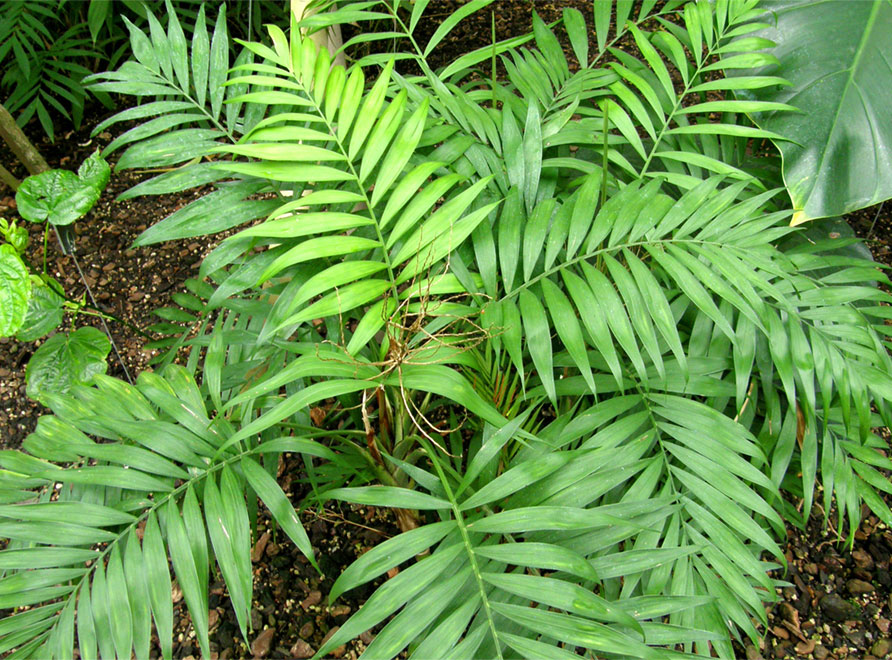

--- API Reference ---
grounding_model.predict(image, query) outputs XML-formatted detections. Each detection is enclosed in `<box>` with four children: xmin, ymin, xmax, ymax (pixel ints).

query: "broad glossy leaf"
<box><xmin>77</xmin><ymin>150</ymin><xmax>112</xmax><ymax>191</ymax></box>
<box><xmin>0</xmin><ymin>245</ymin><xmax>30</xmax><ymax>337</ymax></box>
<box><xmin>15</xmin><ymin>276</ymin><xmax>64</xmax><ymax>342</ymax></box>
<box><xmin>16</xmin><ymin>153</ymin><xmax>109</xmax><ymax>226</ymax></box>
<box><xmin>25</xmin><ymin>327</ymin><xmax>111</xmax><ymax>403</ymax></box>
<box><xmin>734</xmin><ymin>0</ymin><xmax>892</xmax><ymax>223</ymax></box>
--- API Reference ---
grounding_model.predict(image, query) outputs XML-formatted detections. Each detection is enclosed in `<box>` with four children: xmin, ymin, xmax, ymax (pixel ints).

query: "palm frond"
<box><xmin>0</xmin><ymin>366</ymin><xmax>331</xmax><ymax>659</ymax></box>
<box><xmin>319</xmin><ymin>387</ymin><xmax>784</xmax><ymax>658</ymax></box>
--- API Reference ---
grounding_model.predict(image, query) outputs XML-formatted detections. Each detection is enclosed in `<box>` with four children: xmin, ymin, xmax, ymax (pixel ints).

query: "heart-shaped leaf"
<box><xmin>16</xmin><ymin>152</ymin><xmax>110</xmax><ymax>226</ymax></box>
<box><xmin>26</xmin><ymin>327</ymin><xmax>111</xmax><ymax>403</ymax></box>
<box><xmin>16</xmin><ymin>276</ymin><xmax>66</xmax><ymax>342</ymax></box>
<box><xmin>734</xmin><ymin>0</ymin><xmax>892</xmax><ymax>224</ymax></box>
<box><xmin>0</xmin><ymin>244</ymin><xmax>31</xmax><ymax>337</ymax></box>
<box><xmin>78</xmin><ymin>150</ymin><xmax>112</xmax><ymax>191</ymax></box>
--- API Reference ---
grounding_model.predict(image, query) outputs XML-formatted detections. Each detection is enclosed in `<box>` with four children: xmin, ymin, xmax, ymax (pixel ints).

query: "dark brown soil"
<box><xmin>2</xmin><ymin>2</ymin><xmax>892</xmax><ymax>659</ymax></box>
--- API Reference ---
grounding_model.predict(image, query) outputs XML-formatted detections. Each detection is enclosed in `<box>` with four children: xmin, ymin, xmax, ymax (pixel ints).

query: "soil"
<box><xmin>2</xmin><ymin>2</ymin><xmax>892</xmax><ymax>659</ymax></box>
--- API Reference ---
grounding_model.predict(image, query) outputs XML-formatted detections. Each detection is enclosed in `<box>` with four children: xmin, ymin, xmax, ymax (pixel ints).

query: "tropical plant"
<box><xmin>0</xmin><ymin>0</ymin><xmax>107</xmax><ymax>141</ymax></box>
<box><xmin>0</xmin><ymin>151</ymin><xmax>117</xmax><ymax>400</ymax></box>
<box><xmin>0</xmin><ymin>0</ymin><xmax>282</xmax><ymax>143</ymax></box>
<box><xmin>2</xmin><ymin>0</ymin><xmax>892</xmax><ymax>658</ymax></box>
<box><xmin>731</xmin><ymin>0</ymin><xmax>892</xmax><ymax>224</ymax></box>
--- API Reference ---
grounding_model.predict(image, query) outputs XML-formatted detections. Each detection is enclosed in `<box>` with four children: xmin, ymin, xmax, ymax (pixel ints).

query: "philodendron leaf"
<box><xmin>16</xmin><ymin>276</ymin><xmax>66</xmax><ymax>342</ymax></box>
<box><xmin>78</xmin><ymin>150</ymin><xmax>112</xmax><ymax>191</ymax></box>
<box><xmin>0</xmin><ymin>244</ymin><xmax>31</xmax><ymax>337</ymax></box>
<box><xmin>734</xmin><ymin>0</ymin><xmax>892</xmax><ymax>224</ymax></box>
<box><xmin>26</xmin><ymin>327</ymin><xmax>111</xmax><ymax>403</ymax></box>
<box><xmin>16</xmin><ymin>152</ymin><xmax>110</xmax><ymax>226</ymax></box>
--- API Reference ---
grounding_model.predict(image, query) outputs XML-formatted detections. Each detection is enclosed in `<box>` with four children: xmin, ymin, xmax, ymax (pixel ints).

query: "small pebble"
<box><xmin>872</xmin><ymin>638</ymin><xmax>892</xmax><ymax>657</ymax></box>
<box><xmin>251</xmin><ymin>628</ymin><xmax>275</xmax><ymax>659</ymax></box>
<box><xmin>300</xmin><ymin>591</ymin><xmax>321</xmax><ymax>611</ymax></box>
<box><xmin>745</xmin><ymin>644</ymin><xmax>764</xmax><ymax>659</ymax></box>
<box><xmin>289</xmin><ymin>640</ymin><xmax>314</xmax><ymax>659</ymax></box>
<box><xmin>848</xmin><ymin>578</ymin><xmax>875</xmax><ymax>595</ymax></box>
<box><xmin>795</xmin><ymin>639</ymin><xmax>815</xmax><ymax>655</ymax></box>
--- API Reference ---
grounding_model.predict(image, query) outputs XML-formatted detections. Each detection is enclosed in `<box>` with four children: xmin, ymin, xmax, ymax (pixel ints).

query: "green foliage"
<box><xmin>733</xmin><ymin>0</ymin><xmax>892</xmax><ymax>224</ymax></box>
<box><xmin>0</xmin><ymin>242</ymin><xmax>30</xmax><ymax>336</ymax></box>
<box><xmin>1</xmin><ymin>151</ymin><xmax>110</xmax><ymax>413</ymax></box>
<box><xmin>2</xmin><ymin>0</ymin><xmax>892</xmax><ymax>658</ymax></box>
<box><xmin>25</xmin><ymin>326</ymin><xmax>112</xmax><ymax>404</ymax></box>
<box><xmin>15</xmin><ymin>277</ymin><xmax>66</xmax><ymax>343</ymax></box>
<box><xmin>16</xmin><ymin>151</ymin><xmax>110</xmax><ymax>227</ymax></box>
<box><xmin>0</xmin><ymin>0</ymin><xmax>282</xmax><ymax>142</ymax></box>
<box><xmin>0</xmin><ymin>0</ymin><xmax>104</xmax><ymax>141</ymax></box>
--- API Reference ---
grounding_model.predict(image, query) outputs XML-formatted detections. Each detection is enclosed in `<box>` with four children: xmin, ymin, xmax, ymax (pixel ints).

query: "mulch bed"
<box><xmin>3</xmin><ymin>2</ymin><xmax>892</xmax><ymax>658</ymax></box>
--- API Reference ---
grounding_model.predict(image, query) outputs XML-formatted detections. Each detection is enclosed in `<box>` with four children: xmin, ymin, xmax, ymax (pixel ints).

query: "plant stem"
<box><xmin>42</xmin><ymin>224</ymin><xmax>49</xmax><ymax>274</ymax></box>
<box><xmin>0</xmin><ymin>103</ymin><xmax>49</xmax><ymax>176</ymax></box>
<box><xmin>73</xmin><ymin>307</ymin><xmax>151</xmax><ymax>340</ymax></box>
<box><xmin>0</xmin><ymin>163</ymin><xmax>20</xmax><ymax>191</ymax></box>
